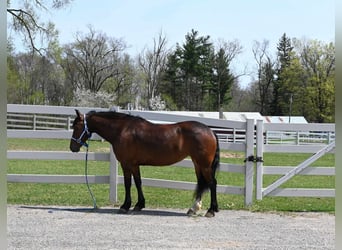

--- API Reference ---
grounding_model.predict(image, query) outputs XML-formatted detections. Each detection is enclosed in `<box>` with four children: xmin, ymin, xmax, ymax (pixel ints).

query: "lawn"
<box><xmin>7</xmin><ymin>138</ymin><xmax>335</xmax><ymax>213</ymax></box>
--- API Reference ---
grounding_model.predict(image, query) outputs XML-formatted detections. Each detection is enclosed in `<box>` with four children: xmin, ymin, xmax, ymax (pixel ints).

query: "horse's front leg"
<box><xmin>120</xmin><ymin>166</ymin><xmax>132</xmax><ymax>213</ymax></box>
<box><xmin>132</xmin><ymin>165</ymin><xmax>145</xmax><ymax>211</ymax></box>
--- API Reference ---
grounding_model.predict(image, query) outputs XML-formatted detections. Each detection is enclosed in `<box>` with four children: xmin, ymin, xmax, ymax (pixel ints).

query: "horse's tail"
<box><xmin>211</xmin><ymin>132</ymin><xmax>220</xmax><ymax>177</ymax></box>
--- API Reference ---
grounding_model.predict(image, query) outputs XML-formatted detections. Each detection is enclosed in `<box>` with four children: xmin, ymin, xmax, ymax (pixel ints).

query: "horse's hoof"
<box><xmin>133</xmin><ymin>206</ymin><xmax>143</xmax><ymax>211</ymax></box>
<box><xmin>205</xmin><ymin>210</ymin><xmax>215</xmax><ymax>218</ymax></box>
<box><xmin>118</xmin><ymin>208</ymin><xmax>129</xmax><ymax>214</ymax></box>
<box><xmin>187</xmin><ymin>208</ymin><xmax>196</xmax><ymax>216</ymax></box>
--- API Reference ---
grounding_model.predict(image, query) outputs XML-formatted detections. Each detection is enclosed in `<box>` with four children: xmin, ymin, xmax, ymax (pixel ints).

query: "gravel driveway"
<box><xmin>7</xmin><ymin>205</ymin><xmax>335</xmax><ymax>250</ymax></box>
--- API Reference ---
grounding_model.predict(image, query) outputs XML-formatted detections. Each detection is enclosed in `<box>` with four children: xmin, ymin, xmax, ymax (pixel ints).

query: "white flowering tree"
<box><xmin>149</xmin><ymin>95</ymin><xmax>166</xmax><ymax>111</ymax></box>
<box><xmin>72</xmin><ymin>88</ymin><xmax>115</xmax><ymax>108</ymax></box>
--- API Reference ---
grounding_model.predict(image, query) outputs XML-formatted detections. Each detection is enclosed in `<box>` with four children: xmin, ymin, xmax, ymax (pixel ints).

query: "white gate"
<box><xmin>255</xmin><ymin>120</ymin><xmax>335</xmax><ymax>199</ymax></box>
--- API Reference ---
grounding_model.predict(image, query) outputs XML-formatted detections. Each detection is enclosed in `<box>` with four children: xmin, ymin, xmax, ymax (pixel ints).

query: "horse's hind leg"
<box><xmin>187</xmin><ymin>163</ymin><xmax>207</xmax><ymax>216</ymax></box>
<box><xmin>132</xmin><ymin>165</ymin><xmax>145</xmax><ymax>211</ymax></box>
<box><xmin>189</xmin><ymin>158</ymin><xmax>219</xmax><ymax>217</ymax></box>
<box><xmin>205</xmin><ymin>177</ymin><xmax>218</xmax><ymax>218</ymax></box>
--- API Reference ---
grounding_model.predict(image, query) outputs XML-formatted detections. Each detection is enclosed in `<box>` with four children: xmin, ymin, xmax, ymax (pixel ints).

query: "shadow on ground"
<box><xmin>19</xmin><ymin>205</ymin><xmax>188</xmax><ymax>217</ymax></box>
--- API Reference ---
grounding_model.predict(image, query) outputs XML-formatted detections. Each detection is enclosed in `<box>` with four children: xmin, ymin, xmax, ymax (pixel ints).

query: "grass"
<box><xmin>7</xmin><ymin>138</ymin><xmax>335</xmax><ymax>213</ymax></box>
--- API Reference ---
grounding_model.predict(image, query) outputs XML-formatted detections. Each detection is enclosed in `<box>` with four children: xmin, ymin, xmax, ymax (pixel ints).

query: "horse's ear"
<box><xmin>75</xmin><ymin>109</ymin><xmax>81</xmax><ymax>118</ymax></box>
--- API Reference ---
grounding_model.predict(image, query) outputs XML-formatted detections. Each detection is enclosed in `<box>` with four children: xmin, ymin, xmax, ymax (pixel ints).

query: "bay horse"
<box><xmin>70</xmin><ymin>110</ymin><xmax>220</xmax><ymax>217</ymax></box>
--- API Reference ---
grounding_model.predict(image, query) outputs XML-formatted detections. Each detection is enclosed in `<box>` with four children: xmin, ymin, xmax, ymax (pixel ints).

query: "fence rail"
<box><xmin>7</xmin><ymin>113</ymin><xmax>71</xmax><ymax>130</ymax></box>
<box><xmin>7</xmin><ymin>104</ymin><xmax>335</xmax><ymax>146</ymax></box>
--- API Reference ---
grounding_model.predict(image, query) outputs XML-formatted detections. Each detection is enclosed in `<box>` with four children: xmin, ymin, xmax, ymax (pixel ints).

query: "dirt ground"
<box><xmin>7</xmin><ymin>205</ymin><xmax>335</xmax><ymax>250</ymax></box>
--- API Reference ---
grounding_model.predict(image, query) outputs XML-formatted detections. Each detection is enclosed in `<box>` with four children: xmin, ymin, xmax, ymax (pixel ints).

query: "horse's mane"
<box><xmin>88</xmin><ymin>111</ymin><xmax>146</xmax><ymax>122</ymax></box>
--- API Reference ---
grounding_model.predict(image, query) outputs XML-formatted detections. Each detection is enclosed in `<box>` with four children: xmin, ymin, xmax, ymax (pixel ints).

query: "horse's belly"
<box><xmin>139</xmin><ymin>151</ymin><xmax>187</xmax><ymax>166</ymax></box>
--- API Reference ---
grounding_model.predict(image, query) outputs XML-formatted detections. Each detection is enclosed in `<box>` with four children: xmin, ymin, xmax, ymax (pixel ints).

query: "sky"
<box><xmin>9</xmin><ymin>0</ymin><xmax>335</xmax><ymax>88</ymax></box>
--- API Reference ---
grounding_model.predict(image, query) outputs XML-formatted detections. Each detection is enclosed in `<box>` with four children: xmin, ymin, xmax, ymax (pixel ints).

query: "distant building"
<box><xmin>156</xmin><ymin>111</ymin><xmax>307</xmax><ymax>124</ymax></box>
<box><xmin>263</xmin><ymin>116</ymin><xmax>307</xmax><ymax>124</ymax></box>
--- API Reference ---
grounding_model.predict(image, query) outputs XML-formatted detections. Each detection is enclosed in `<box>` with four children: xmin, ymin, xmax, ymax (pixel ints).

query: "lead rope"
<box><xmin>84</xmin><ymin>142</ymin><xmax>98</xmax><ymax>210</ymax></box>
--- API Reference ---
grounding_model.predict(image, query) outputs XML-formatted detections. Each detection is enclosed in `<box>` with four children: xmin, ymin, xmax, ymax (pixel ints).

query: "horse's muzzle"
<box><xmin>70</xmin><ymin>144</ymin><xmax>80</xmax><ymax>153</ymax></box>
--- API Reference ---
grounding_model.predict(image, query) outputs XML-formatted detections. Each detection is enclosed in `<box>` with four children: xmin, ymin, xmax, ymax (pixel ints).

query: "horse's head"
<box><xmin>70</xmin><ymin>109</ymin><xmax>92</xmax><ymax>152</ymax></box>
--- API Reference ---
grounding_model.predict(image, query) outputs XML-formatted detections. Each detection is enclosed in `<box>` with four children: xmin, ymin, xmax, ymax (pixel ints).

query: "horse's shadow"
<box><xmin>19</xmin><ymin>205</ymin><xmax>188</xmax><ymax>217</ymax></box>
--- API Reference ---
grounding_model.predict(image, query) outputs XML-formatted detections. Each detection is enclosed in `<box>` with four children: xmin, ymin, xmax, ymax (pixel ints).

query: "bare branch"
<box><xmin>7</xmin><ymin>1</ymin><xmax>73</xmax><ymax>53</ymax></box>
<box><xmin>7</xmin><ymin>8</ymin><xmax>47</xmax><ymax>54</ymax></box>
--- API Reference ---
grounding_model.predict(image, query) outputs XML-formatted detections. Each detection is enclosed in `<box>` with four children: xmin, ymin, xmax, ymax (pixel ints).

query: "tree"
<box><xmin>209</xmin><ymin>39</ymin><xmax>242</xmax><ymax>111</ymax></box>
<box><xmin>62</xmin><ymin>26</ymin><xmax>127</xmax><ymax>93</ymax></box>
<box><xmin>180</xmin><ymin>29</ymin><xmax>214</xmax><ymax>110</ymax></box>
<box><xmin>252</xmin><ymin>40</ymin><xmax>276</xmax><ymax>114</ymax></box>
<box><xmin>162</xmin><ymin>29</ymin><xmax>214</xmax><ymax>110</ymax></box>
<box><xmin>7</xmin><ymin>43</ymin><xmax>25</xmax><ymax>104</ymax></box>
<box><xmin>277</xmin><ymin>33</ymin><xmax>294</xmax><ymax>68</ymax></box>
<box><xmin>102</xmin><ymin>53</ymin><xmax>139</xmax><ymax>108</ymax></box>
<box><xmin>211</xmin><ymin>48</ymin><xmax>235</xmax><ymax>111</ymax></box>
<box><xmin>226</xmin><ymin>81</ymin><xmax>256</xmax><ymax>111</ymax></box>
<box><xmin>160</xmin><ymin>52</ymin><xmax>181</xmax><ymax>110</ymax></box>
<box><xmin>216</xmin><ymin>39</ymin><xmax>243</xmax><ymax>68</ymax></box>
<box><xmin>7</xmin><ymin>49</ymin><xmax>68</xmax><ymax>105</ymax></box>
<box><xmin>277</xmin><ymin>55</ymin><xmax>308</xmax><ymax>120</ymax></box>
<box><xmin>71</xmin><ymin>88</ymin><xmax>115</xmax><ymax>108</ymax></box>
<box><xmin>7</xmin><ymin>0</ymin><xmax>73</xmax><ymax>53</ymax></box>
<box><xmin>138</xmin><ymin>31</ymin><xmax>169</xmax><ymax>109</ymax></box>
<box><xmin>295</xmin><ymin>39</ymin><xmax>335</xmax><ymax>122</ymax></box>
<box><xmin>149</xmin><ymin>94</ymin><xmax>166</xmax><ymax>111</ymax></box>
<box><xmin>272</xmin><ymin>33</ymin><xmax>294</xmax><ymax>115</ymax></box>
<box><xmin>7</xmin><ymin>0</ymin><xmax>74</xmax><ymax>105</ymax></box>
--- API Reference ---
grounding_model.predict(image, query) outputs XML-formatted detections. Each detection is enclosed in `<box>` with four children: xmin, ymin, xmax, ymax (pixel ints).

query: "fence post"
<box><xmin>33</xmin><ymin>114</ymin><xmax>36</xmax><ymax>130</ymax></box>
<box><xmin>233</xmin><ymin>128</ymin><xmax>236</xmax><ymax>143</ymax></box>
<box><xmin>256</xmin><ymin>119</ymin><xmax>264</xmax><ymax>200</ymax></box>
<box><xmin>296</xmin><ymin>131</ymin><xmax>300</xmax><ymax>145</ymax></box>
<box><xmin>67</xmin><ymin>117</ymin><xmax>71</xmax><ymax>130</ymax></box>
<box><xmin>109</xmin><ymin>146</ymin><xmax>118</xmax><ymax>203</ymax></box>
<box><xmin>244</xmin><ymin>118</ymin><xmax>254</xmax><ymax>206</ymax></box>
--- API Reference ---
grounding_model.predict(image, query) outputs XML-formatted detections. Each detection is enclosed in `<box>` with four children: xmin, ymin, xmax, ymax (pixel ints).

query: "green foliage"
<box><xmin>161</xmin><ymin>30</ymin><xmax>235</xmax><ymax>111</ymax></box>
<box><xmin>270</xmin><ymin>35</ymin><xmax>335</xmax><ymax>122</ymax></box>
<box><xmin>7</xmin><ymin>42</ymin><xmax>72</xmax><ymax>105</ymax></box>
<box><xmin>211</xmin><ymin>48</ymin><xmax>234</xmax><ymax>110</ymax></box>
<box><xmin>271</xmin><ymin>33</ymin><xmax>294</xmax><ymax>115</ymax></box>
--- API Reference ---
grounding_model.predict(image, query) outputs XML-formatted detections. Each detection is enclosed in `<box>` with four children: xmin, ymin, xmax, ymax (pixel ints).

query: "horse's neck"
<box><xmin>87</xmin><ymin>115</ymin><xmax>123</xmax><ymax>142</ymax></box>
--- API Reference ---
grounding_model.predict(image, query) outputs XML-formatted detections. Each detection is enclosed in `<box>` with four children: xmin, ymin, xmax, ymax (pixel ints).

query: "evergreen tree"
<box><xmin>162</xmin><ymin>29</ymin><xmax>214</xmax><ymax>110</ymax></box>
<box><xmin>211</xmin><ymin>48</ymin><xmax>234</xmax><ymax>111</ymax></box>
<box><xmin>180</xmin><ymin>29</ymin><xmax>213</xmax><ymax>110</ymax></box>
<box><xmin>162</xmin><ymin>51</ymin><xmax>183</xmax><ymax>109</ymax></box>
<box><xmin>272</xmin><ymin>33</ymin><xmax>294</xmax><ymax>115</ymax></box>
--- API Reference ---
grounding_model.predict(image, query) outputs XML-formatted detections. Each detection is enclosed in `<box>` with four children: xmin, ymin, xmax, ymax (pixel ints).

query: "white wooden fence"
<box><xmin>7</xmin><ymin>104</ymin><xmax>335</xmax><ymax>206</ymax></box>
<box><xmin>7</xmin><ymin>104</ymin><xmax>255</xmax><ymax>206</ymax></box>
